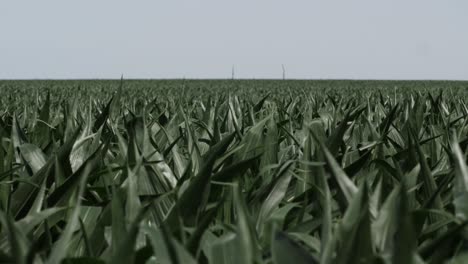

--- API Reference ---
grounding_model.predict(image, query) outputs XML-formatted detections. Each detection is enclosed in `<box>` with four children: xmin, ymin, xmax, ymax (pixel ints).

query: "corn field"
<box><xmin>1</xmin><ymin>79</ymin><xmax>468</xmax><ymax>263</ymax></box>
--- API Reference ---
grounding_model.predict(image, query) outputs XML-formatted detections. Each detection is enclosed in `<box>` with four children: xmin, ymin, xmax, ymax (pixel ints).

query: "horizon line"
<box><xmin>1</xmin><ymin>77</ymin><xmax>468</xmax><ymax>82</ymax></box>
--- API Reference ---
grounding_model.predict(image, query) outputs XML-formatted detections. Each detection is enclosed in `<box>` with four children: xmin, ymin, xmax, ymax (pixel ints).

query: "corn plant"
<box><xmin>0</xmin><ymin>79</ymin><xmax>467</xmax><ymax>263</ymax></box>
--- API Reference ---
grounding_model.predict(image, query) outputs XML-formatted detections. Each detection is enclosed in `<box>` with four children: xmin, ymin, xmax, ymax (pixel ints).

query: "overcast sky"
<box><xmin>1</xmin><ymin>1</ymin><xmax>467</xmax><ymax>80</ymax></box>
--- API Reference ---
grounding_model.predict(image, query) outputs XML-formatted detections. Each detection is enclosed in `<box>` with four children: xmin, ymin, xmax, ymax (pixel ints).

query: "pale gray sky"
<box><xmin>1</xmin><ymin>1</ymin><xmax>467</xmax><ymax>80</ymax></box>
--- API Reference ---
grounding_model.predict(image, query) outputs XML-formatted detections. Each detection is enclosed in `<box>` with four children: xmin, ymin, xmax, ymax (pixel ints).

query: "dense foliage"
<box><xmin>0</xmin><ymin>79</ymin><xmax>468</xmax><ymax>263</ymax></box>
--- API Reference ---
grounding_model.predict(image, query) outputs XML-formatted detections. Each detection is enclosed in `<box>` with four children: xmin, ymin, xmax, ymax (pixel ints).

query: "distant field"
<box><xmin>1</xmin><ymin>79</ymin><xmax>468</xmax><ymax>263</ymax></box>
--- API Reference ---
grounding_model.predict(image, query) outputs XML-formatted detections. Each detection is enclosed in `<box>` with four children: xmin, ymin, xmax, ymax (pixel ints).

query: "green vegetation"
<box><xmin>0</xmin><ymin>79</ymin><xmax>468</xmax><ymax>263</ymax></box>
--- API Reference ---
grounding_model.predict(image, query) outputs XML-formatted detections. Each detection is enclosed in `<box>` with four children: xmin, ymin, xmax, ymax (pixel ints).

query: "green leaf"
<box><xmin>0</xmin><ymin>211</ymin><xmax>29</xmax><ymax>264</ymax></box>
<box><xmin>144</xmin><ymin>224</ymin><xmax>197</xmax><ymax>264</ymax></box>
<box><xmin>62</xmin><ymin>257</ymin><xmax>106</xmax><ymax>264</ymax></box>
<box><xmin>316</xmin><ymin>134</ymin><xmax>358</xmax><ymax>205</ymax></box>
<box><xmin>164</xmin><ymin>133</ymin><xmax>236</xmax><ymax>230</ymax></box>
<box><xmin>392</xmin><ymin>182</ymin><xmax>417</xmax><ymax>264</ymax></box>
<box><xmin>18</xmin><ymin>143</ymin><xmax>47</xmax><ymax>175</ymax></box>
<box><xmin>452</xmin><ymin>134</ymin><xmax>468</xmax><ymax>220</ymax></box>
<box><xmin>233</xmin><ymin>184</ymin><xmax>257</xmax><ymax>264</ymax></box>
<box><xmin>272</xmin><ymin>231</ymin><xmax>319</xmax><ymax>264</ymax></box>
<box><xmin>46</xmin><ymin>164</ymin><xmax>91</xmax><ymax>264</ymax></box>
<box><xmin>256</xmin><ymin>160</ymin><xmax>294</xmax><ymax>232</ymax></box>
